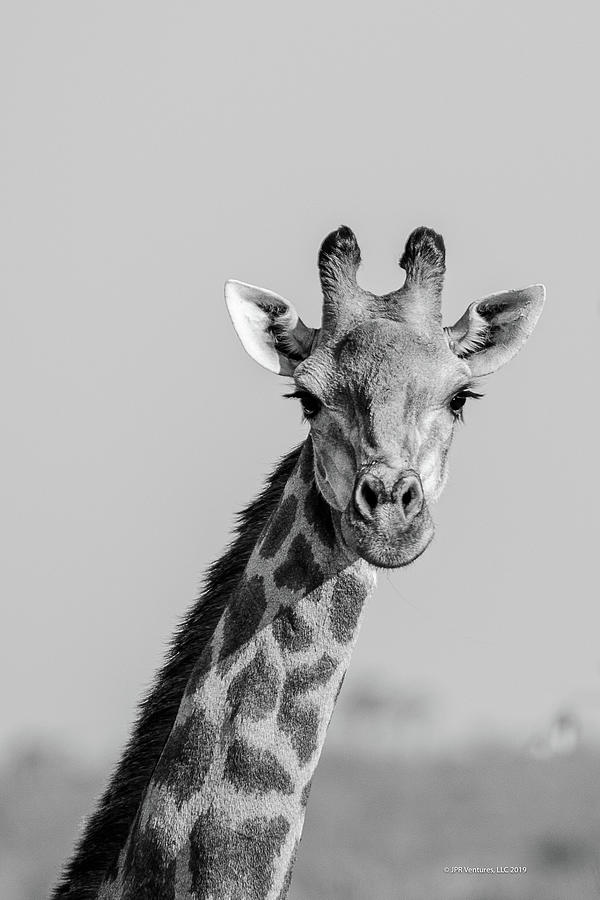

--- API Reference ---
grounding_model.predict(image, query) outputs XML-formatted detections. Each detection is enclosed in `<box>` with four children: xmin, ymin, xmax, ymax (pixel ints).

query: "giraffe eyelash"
<box><xmin>449</xmin><ymin>386</ymin><xmax>484</xmax><ymax>423</ymax></box>
<box><xmin>283</xmin><ymin>389</ymin><xmax>322</xmax><ymax>419</ymax></box>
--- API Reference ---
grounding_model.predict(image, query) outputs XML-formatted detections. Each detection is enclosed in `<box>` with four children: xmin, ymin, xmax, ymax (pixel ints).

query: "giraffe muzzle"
<box><xmin>342</xmin><ymin>464</ymin><xmax>434</xmax><ymax>567</ymax></box>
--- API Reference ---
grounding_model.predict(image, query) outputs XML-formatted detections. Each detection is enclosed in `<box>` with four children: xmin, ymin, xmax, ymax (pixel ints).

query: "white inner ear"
<box><xmin>445</xmin><ymin>283</ymin><xmax>545</xmax><ymax>376</ymax></box>
<box><xmin>224</xmin><ymin>280</ymin><xmax>298</xmax><ymax>374</ymax></box>
<box><xmin>446</xmin><ymin>303</ymin><xmax>491</xmax><ymax>357</ymax></box>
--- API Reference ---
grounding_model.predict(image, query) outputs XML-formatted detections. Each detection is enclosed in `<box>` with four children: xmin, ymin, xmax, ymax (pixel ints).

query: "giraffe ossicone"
<box><xmin>53</xmin><ymin>225</ymin><xmax>545</xmax><ymax>899</ymax></box>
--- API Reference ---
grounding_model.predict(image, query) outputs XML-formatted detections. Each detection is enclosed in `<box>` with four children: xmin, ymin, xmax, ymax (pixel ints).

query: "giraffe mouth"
<box><xmin>339</xmin><ymin>502</ymin><xmax>435</xmax><ymax>568</ymax></box>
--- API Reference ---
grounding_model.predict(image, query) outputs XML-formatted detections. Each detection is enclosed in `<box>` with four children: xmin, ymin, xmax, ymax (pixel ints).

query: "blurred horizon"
<box><xmin>4</xmin><ymin>704</ymin><xmax>600</xmax><ymax>900</ymax></box>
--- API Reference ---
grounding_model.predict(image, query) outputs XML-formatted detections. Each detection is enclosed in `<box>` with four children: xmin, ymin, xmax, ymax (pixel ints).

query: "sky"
<box><xmin>1</xmin><ymin>0</ymin><xmax>599</xmax><ymax>763</ymax></box>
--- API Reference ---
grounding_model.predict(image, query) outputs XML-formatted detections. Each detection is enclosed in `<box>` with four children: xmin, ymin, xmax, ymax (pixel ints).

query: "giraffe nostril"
<box><xmin>361</xmin><ymin>482</ymin><xmax>379</xmax><ymax>514</ymax></box>
<box><xmin>353</xmin><ymin>473</ymin><xmax>384</xmax><ymax>522</ymax></box>
<box><xmin>397</xmin><ymin>471</ymin><xmax>424</xmax><ymax>523</ymax></box>
<box><xmin>401</xmin><ymin>486</ymin><xmax>414</xmax><ymax>511</ymax></box>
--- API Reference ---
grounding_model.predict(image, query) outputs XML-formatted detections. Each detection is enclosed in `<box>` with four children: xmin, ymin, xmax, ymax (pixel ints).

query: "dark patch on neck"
<box><xmin>149</xmin><ymin>706</ymin><xmax>216</xmax><ymax>806</ymax></box>
<box><xmin>277</xmin><ymin>700</ymin><xmax>320</xmax><ymax>766</ymax></box>
<box><xmin>298</xmin><ymin>438</ymin><xmax>315</xmax><ymax>485</ymax></box>
<box><xmin>120</xmin><ymin>825</ymin><xmax>176</xmax><ymax>900</ymax></box>
<box><xmin>300</xmin><ymin>779</ymin><xmax>312</xmax><ymax>808</ymax></box>
<box><xmin>224</xmin><ymin>738</ymin><xmax>295</xmax><ymax>796</ymax></box>
<box><xmin>273</xmin><ymin>533</ymin><xmax>324</xmax><ymax>595</ymax></box>
<box><xmin>189</xmin><ymin>811</ymin><xmax>289</xmax><ymax>900</ymax></box>
<box><xmin>259</xmin><ymin>495</ymin><xmax>298</xmax><ymax>559</ymax></box>
<box><xmin>226</xmin><ymin>647</ymin><xmax>280</xmax><ymax>720</ymax></box>
<box><xmin>275</xmin><ymin>656</ymin><xmax>336</xmax><ymax>769</ymax></box>
<box><xmin>51</xmin><ymin>444</ymin><xmax>304</xmax><ymax>899</ymax></box>
<box><xmin>303</xmin><ymin>482</ymin><xmax>336</xmax><ymax>551</ymax></box>
<box><xmin>271</xmin><ymin>606</ymin><xmax>313</xmax><ymax>654</ymax></box>
<box><xmin>221</xmin><ymin>647</ymin><xmax>336</xmax><ymax>802</ymax></box>
<box><xmin>283</xmin><ymin>654</ymin><xmax>337</xmax><ymax>698</ymax></box>
<box><xmin>219</xmin><ymin>574</ymin><xmax>268</xmax><ymax>666</ymax></box>
<box><xmin>328</xmin><ymin>571</ymin><xmax>368</xmax><ymax>644</ymax></box>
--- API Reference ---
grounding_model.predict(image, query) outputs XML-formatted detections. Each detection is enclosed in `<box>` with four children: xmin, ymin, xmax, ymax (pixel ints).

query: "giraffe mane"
<box><xmin>51</xmin><ymin>443</ymin><xmax>304</xmax><ymax>899</ymax></box>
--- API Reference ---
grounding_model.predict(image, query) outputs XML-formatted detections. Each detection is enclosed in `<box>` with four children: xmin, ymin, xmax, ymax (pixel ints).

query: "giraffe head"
<box><xmin>225</xmin><ymin>226</ymin><xmax>544</xmax><ymax>568</ymax></box>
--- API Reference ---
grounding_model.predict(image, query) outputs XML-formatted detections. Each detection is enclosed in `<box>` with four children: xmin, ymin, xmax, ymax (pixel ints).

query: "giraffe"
<box><xmin>53</xmin><ymin>225</ymin><xmax>545</xmax><ymax>899</ymax></box>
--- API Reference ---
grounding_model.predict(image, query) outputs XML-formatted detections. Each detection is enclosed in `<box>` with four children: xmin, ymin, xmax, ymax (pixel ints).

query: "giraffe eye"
<box><xmin>297</xmin><ymin>391</ymin><xmax>322</xmax><ymax>419</ymax></box>
<box><xmin>450</xmin><ymin>394</ymin><xmax>467</xmax><ymax>413</ymax></box>
<box><xmin>284</xmin><ymin>389</ymin><xmax>322</xmax><ymax>420</ymax></box>
<box><xmin>449</xmin><ymin>388</ymin><xmax>484</xmax><ymax>419</ymax></box>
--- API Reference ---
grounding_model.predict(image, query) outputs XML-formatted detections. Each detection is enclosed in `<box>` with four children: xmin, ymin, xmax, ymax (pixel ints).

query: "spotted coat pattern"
<box><xmin>97</xmin><ymin>442</ymin><xmax>376</xmax><ymax>900</ymax></box>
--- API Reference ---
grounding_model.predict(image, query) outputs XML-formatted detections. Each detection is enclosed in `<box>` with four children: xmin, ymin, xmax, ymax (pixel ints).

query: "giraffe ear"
<box><xmin>224</xmin><ymin>280</ymin><xmax>318</xmax><ymax>375</ymax></box>
<box><xmin>444</xmin><ymin>284</ymin><xmax>545</xmax><ymax>376</ymax></box>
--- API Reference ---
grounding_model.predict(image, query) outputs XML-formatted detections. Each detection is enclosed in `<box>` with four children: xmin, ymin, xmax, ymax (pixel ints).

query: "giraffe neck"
<box><xmin>101</xmin><ymin>440</ymin><xmax>376</xmax><ymax>900</ymax></box>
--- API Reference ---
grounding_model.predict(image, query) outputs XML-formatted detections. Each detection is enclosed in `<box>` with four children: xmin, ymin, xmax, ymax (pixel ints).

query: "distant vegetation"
<box><xmin>291</xmin><ymin>747</ymin><xmax>600</xmax><ymax>900</ymax></box>
<box><xmin>2</xmin><ymin>712</ymin><xmax>600</xmax><ymax>899</ymax></box>
<box><xmin>0</xmin><ymin>742</ymin><xmax>104</xmax><ymax>900</ymax></box>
